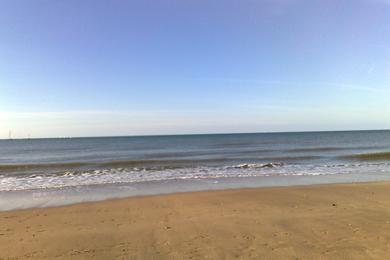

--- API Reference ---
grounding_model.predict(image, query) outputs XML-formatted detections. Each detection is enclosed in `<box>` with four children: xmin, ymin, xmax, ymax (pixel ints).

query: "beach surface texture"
<box><xmin>1</xmin><ymin>182</ymin><xmax>390</xmax><ymax>259</ymax></box>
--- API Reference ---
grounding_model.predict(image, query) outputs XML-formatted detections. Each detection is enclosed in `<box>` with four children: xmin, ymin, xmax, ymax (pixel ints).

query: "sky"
<box><xmin>1</xmin><ymin>0</ymin><xmax>390</xmax><ymax>138</ymax></box>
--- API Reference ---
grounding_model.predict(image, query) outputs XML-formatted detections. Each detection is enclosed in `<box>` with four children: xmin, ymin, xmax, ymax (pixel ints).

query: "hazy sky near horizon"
<box><xmin>1</xmin><ymin>0</ymin><xmax>390</xmax><ymax>138</ymax></box>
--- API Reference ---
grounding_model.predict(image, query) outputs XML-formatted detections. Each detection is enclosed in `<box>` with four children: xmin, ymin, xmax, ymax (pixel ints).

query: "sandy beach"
<box><xmin>1</xmin><ymin>182</ymin><xmax>390</xmax><ymax>259</ymax></box>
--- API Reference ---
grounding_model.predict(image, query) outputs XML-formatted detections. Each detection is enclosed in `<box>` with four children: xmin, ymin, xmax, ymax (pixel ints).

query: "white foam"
<box><xmin>1</xmin><ymin>162</ymin><xmax>390</xmax><ymax>191</ymax></box>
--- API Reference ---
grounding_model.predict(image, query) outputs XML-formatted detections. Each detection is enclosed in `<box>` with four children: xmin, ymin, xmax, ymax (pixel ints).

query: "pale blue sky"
<box><xmin>1</xmin><ymin>0</ymin><xmax>390</xmax><ymax>138</ymax></box>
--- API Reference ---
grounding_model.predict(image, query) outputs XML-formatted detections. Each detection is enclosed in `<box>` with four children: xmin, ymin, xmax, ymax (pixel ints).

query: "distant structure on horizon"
<box><xmin>8</xmin><ymin>130</ymin><xmax>12</xmax><ymax>140</ymax></box>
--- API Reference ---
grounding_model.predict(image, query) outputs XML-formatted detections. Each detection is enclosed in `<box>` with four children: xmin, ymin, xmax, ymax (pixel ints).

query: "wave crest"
<box><xmin>230</xmin><ymin>163</ymin><xmax>284</xmax><ymax>169</ymax></box>
<box><xmin>343</xmin><ymin>152</ymin><xmax>390</xmax><ymax>161</ymax></box>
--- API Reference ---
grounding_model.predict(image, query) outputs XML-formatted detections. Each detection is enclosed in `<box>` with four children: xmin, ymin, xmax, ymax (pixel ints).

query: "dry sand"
<box><xmin>1</xmin><ymin>182</ymin><xmax>390</xmax><ymax>259</ymax></box>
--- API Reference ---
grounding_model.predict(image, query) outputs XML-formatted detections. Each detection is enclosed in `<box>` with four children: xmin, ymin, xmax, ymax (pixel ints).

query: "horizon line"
<box><xmin>1</xmin><ymin>128</ymin><xmax>389</xmax><ymax>141</ymax></box>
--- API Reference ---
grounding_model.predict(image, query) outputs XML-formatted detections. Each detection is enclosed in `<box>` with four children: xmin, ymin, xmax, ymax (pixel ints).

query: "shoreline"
<box><xmin>1</xmin><ymin>179</ymin><xmax>388</xmax><ymax>213</ymax></box>
<box><xmin>1</xmin><ymin>181</ymin><xmax>390</xmax><ymax>259</ymax></box>
<box><xmin>3</xmin><ymin>170</ymin><xmax>390</xmax><ymax>211</ymax></box>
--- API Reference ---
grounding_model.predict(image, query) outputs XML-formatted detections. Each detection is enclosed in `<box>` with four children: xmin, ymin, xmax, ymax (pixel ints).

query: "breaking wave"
<box><xmin>0</xmin><ymin>155</ymin><xmax>322</xmax><ymax>174</ymax></box>
<box><xmin>343</xmin><ymin>152</ymin><xmax>390</xmax><ymax>161</ymax></box>
<box><xmin>1</xmin><ymin>161</ymin><xmax>390</xmax><ymax>191</ymax></box>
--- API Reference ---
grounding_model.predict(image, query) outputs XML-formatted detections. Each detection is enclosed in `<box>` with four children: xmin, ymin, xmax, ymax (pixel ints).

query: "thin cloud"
<box><xmin>0</xmin><ymin>110</ymin><xmax>184</xmax><ymax>120</ymax></box>
<box><xmin>368</xmin><ymin>0</ymin><xmax>390</xmax><ymax>6</ymax></box>
<box><xmin>185</xmin><ymin>78</ymin><xmax>390</xmax><ymax>94</ymax></box>
<box><xmin>367</xmin><ymin>64</ymin><xmax>376</xmax><ymax>74</ymax></box>
<box><xmin>175</xmin><ymin>77</ymin><xmax>298</xmax><ymax>87</ymax></box>
<box><xmin>327</xmin><ymin>83</ymin><xmax>390</xmax><ymax>94</ymax></box>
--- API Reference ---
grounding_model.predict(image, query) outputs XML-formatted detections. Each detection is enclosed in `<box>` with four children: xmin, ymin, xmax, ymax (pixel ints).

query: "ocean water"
<box><xmin>1</xmin><ymin>130</ymin><xmax>390</xmax><ymax>210</ymax></box>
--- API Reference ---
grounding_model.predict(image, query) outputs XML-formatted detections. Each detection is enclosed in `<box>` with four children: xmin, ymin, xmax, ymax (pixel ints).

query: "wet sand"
<box><xmin>1</xmin><ymin>182</ymin><xmax>390</xmax><ymax>259</ymax></box>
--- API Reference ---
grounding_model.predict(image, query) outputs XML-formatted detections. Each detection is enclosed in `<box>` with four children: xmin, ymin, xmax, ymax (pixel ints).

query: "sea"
<box><xmin>1</xmin><ymin>130</ymin><xmax>390</xmax><ymax>211</ymax></box>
